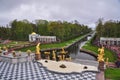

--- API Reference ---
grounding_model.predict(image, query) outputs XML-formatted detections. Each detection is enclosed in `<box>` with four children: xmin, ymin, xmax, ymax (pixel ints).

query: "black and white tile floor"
<box><xmin>0</xmin><ymin>61</ymin><xmax>97</xmax><ymax>80</ymax></box>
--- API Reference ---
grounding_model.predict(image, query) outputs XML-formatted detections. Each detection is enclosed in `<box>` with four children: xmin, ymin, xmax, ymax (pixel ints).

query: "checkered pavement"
<box><xmin>0</xmin><ymin>61</ymin><xmax>97</xmax><ymax>80</ymax></box>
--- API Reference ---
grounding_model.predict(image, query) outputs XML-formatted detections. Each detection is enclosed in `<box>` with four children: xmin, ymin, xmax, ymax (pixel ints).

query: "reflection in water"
<box><xmin>69</xmin><ymin>41</ymin><xmax>96</xmax><ymax>61</ymax></box>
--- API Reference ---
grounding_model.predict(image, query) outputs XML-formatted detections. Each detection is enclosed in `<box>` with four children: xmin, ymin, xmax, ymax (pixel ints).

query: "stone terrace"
<box><xmin>0</xmin><ymin>60</ymin><xmax>98</xmax><ymax>80</ymax></box>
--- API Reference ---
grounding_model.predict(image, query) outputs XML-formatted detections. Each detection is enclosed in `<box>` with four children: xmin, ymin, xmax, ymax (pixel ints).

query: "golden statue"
<box><xmin>12</xmin><ymin>51</ymin><xmax>16</xmax><ymax>57</ymax></box>
<box><xmin>58</xmin><ymin>55</ymin><xmax>62</xmax><ymax>61</ymax></box>
<box><xmin>36</xmin><ymin>43</ymin><xmax>40</xmax><ymax>54</ymax></box>
<box><xmin>60</xmin><ymin>47</ymin><xmax>67</xmax><ymax>60</ymax></box>
<box><xmin>3</xmin><ymin>46</ymin><xmax>7</xmax><ymax>50</ymax></box>
<box><xmin>27</xmin><ymin>50</ymin><xmax>31</xmax><ymax>56</ymax></box>
<box><xmin>0</xmin><ymin>47</ymin><xmax>2</xmax><ymax>53</ymax></box>
<box><xmin>61</xmin><ymin>48</ymin><xmax>65</xmax><ymax>54</ymax></box>
<box><xmin>97</xmin><ymin>54</ymin><xmax>104</xmax><ymax>62</ymax></box>
<box><xmin>52</xmin><ymin>50</ymin><xmax>56</xmax><ymax>60</ymax></box>
<box><xmin>98</xmin><ymin>46</ymin><xmax>104</xmax><ymax>55</ymax></box>
<box><xmin>97</xmin><ymin>46</ymin><xmax>105</xmax><ymax>62</ymax></box>
<box><xmin>35</xmin><ymin>43</ymin><xmax>41</xmax><ymax>60</ymax></box>
<box><xmin>44</xmin><ymin>51</ymin><xmax>50</xmax><ymax>59</ymax></box>
<box><xmin>106</xmin><ymin>58</ymin><xmax>109</xmax><ymax>67</ymax></box>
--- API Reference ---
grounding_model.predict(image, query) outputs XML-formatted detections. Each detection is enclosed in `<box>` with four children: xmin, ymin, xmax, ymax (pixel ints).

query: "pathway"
<box><xmin>0</xmin><ymin>61</ymin><xmax>97</xmax><ymax>80</ymax></box>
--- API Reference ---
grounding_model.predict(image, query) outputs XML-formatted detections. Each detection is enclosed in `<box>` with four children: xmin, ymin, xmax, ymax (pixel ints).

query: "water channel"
<box><xmin>68</xmin><ymin>38</ymin><xmax>96</xmax><ymax>61</ymax></box>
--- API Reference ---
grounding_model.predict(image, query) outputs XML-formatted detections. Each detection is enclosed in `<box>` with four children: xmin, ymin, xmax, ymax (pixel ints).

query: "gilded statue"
<box><xmin>44</xmin><ymin>51</ymin><xmax>50</xmax><ymax>59</ymax></box>
<box><xmin>97</xmin><ymin>54</ymin><xmax>104</xmax><ymax>62</ymax></box>
<box><xmin>97</xmin><ymin>46</ymin><xmax>105</xmax><ymax>62</ymax></box>
<box><xmin>106</xmin><ymin>58</ymin><xmax>109</xmax><ymax>67</ymax></box>
<box><xmin>60</xmin><ymin>47</ymin><xmax>68</xmax><ymax>60</ymax></box>
<box><xmin>0</xmin><ymin>47</ymin><xmax>2</xmax><ymax>55</ymax></box>
<box><xmin>61</xmin><ymin>47</ymin><xmax>67</xmax><ymax>54</ymax></box>
<box><xmin>36</xmin><ymin>43</ymin><xmax>40</xmax><ymax>54</ymax></box>
<box><xmin>98</xmin><ymin>46</ymin><xmax>104</xmax><ymax>55</ymax></box>
<box><xmin>52</xmin><ymin>50</ymin><xmax>56</xmax><ymax>60</ymax></box>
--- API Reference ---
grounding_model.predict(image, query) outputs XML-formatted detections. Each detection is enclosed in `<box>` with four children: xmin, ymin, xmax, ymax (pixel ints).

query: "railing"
<box><xmin>0</xmin><ymin>54</ymin><xmax>35</xmax><ymax>63</ymax></box>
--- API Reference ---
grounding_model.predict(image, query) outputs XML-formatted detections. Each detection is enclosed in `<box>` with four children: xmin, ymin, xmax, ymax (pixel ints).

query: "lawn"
<box><xmin>82</xmin><ymin>40</ymin><xmax>117</xmax><ymax>62</ymax></box>
<box><xmin>105</xmin><ymin>68</ymin><xmax>120</xmax><ymax>80</ymax></box>
<box><xmin>0</xmin><ymin>33</ymin><xmax>90</xmax><ymax>52</ymax></box>
<box><xmin>0</xmin><ymin>33</ymin><xmax>88</xmax><ymax>52</ymax></box>
<box><xmin>19</xmin><ymin>34</ymin><xmax>87</xmax><ymax>52</ymax></box>
<box><xmin>0</xmin><ymin>41</ymin><xmax>30</xmax><ymax>48</ymax></box>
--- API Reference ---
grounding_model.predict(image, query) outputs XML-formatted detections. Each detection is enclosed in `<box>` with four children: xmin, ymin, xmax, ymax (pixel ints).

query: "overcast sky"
<box><xmin>0</xmin><ymin>0</ymin><xmax>120</xmax><ymax>28</ymax></box>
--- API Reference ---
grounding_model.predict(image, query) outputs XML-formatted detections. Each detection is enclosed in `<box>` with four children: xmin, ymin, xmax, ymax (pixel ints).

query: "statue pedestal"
<box><xmin>98</xmin><ymin>61</ymin><xmax>105</xmax><ymax>71</ymax></box>
<box><xmin>35</xmin><ymin>54</ymin><xmax>41</xmax><ymax>60</ymax></box>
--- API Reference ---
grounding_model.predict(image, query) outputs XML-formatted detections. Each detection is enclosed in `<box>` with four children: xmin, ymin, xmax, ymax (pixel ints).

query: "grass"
<box><xmin>82</xmin><ymin>41</ymin><xmax>120</xmax><ymax>80</ymax></box>
<box><xmin>82</xmin><ymin>40</ymin><xmax>117</xmax><ymax>62</ymax></box>
<box><xmin>82</xmin><ymin>40</ymin><xmax>119</xmax><ymax>79</ymax></box>
<box><xmin>6</xmin><ymin>34</ymin><xmax>89</xmax><ymax>52</ymax></box>
<box><xmin>0</xmin><ymin>41</ymin><xmax>30</xmax><ymax>48</ymax></box>
<box><xmin>105</xmin><ymin>68</ymin><xmax>120</xmax><ymax>80</ymax></box>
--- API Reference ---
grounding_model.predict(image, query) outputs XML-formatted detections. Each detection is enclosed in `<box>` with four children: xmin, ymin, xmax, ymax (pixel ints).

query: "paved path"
<box><xmin>0</xmin><ymin>61</ymin><xmax>97</xmax><ymax>80</ymax></box>
<box><xmin>72</xmin><ymin>59</ymin><xmax>105</xmax><ymax>80</ymax></box>
<box><xmin>96</xmin><ymin>71</ymin><xmax>105</xmax><ymax>80</ymax></box>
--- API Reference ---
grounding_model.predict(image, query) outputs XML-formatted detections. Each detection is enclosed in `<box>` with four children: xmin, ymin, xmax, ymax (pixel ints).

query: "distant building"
<box><xmin>29</xmin><ymin>32</ymin><xmax>56</xmax><ymax>43</ymax></box>
<box><xmin>100</xmin><ymin>37</ymin><xmax>120</xmax><ymax>46</ymax></box>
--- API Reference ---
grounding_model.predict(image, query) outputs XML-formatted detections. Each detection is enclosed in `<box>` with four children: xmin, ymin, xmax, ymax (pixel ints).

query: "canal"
<box><xmin>68</xmin><ymin>38</ymin><xmax>96</xmax><ymax>61</ymax></box>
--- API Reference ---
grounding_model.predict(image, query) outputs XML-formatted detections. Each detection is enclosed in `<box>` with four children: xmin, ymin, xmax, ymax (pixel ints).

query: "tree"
<box><xmin>10</xmin><ymin>19</ymin><xmax>33</xmax><ymax>40</ymax></box>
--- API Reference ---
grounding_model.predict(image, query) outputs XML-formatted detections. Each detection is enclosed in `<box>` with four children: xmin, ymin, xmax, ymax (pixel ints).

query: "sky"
<box><xmin>0</xmin><ymin>0</ymin><xmax>120</xmax><ymax>28</ymax></box>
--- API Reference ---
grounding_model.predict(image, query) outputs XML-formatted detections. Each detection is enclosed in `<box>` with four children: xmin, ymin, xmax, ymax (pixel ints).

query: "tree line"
<box><xmin>0</xmin><ymin>19</ymin><xmax>92</xmax><ymax>41</ymax></box>
<box><xmin>96</xmin><ymin>19</ymin><xmax>120</xmax><ymax>39</ymax></box>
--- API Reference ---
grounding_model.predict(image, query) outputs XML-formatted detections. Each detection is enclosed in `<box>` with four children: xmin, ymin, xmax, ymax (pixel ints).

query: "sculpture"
<box><xmin>97</xmin><ymin>46</ymin><xmax>105</xmax><ymax>71</ymax></box>
<box><xmin>27</xmin><ymin>50</ymin><xmax>31</xmax><ymax>56</ymax></box>
<box><xmin>58</xmin><ymin>55</ymin><xmax>62</xmax><ymax>61</ymax></box>
<box><xmin>61</xmin><ymin>48</ymin><xmax>66</xmax><ymax>54</ymax></box>
<box><xmin>97</xmin><ymin>54</ymin><xmax>104</xmax><ymax>62</ymax></box>
<box><xmin>52</xmin><ymin>50</ymin><xmax>56</xmax><ymax>60</ymax></box>
<box><xmin>44</xmin><ymin>51</ymin><xmax>50</xmax><ymax>60</ymax></box>
<box><xmin>97</xmin><ymin>46</ymin><xmax>105</xmax><ymax>62</ymax></box>
<box><xmin>60</xmin><ymin>47</ymin><xmax>67</xmax><ymax>60</ymax></box>
<box><xmin>18</xmin><ymin>51</ymin><xmax>21</xmax><ymax>56</ymax></box>
<box><xmin>3</xmin><ymin>46</ymin><xmax>7</xmax><ymax>51</ymax></box>
<box><xmin>106</xmin><ymin>58</ymin><xmax>109</xmax><ymax>67</ymax></box>
<box><xmin>12</xmin><ymin>51</ymin><xmax>16</xmax><ymax>57</ymax></box>
<box><xmin>2</xmin><ymin>46</ymin><xmax>8</xmax><ymax>55</ymax></box>
<box><xmin>0</xmin><ymin>47</ymin><xmax>2</xmax><ymax>55</ymax></box>
<box><xmin>35</xmin><ymin>43</ymin><xmax>41</xmax><ymax>60</ymax></box>
<box><xmin>98</xmin><ymin>46</ymin><xmax>104</xmax><ymax>55</ymax></box>
<box><xmin>36</xmin><ymin>43</ymin><xmax>40</xmax><ymax>54</ymax></box>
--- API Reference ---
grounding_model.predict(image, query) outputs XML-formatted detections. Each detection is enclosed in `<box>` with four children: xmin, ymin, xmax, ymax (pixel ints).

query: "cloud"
<box><xmin>0</xmin><ymin>0</ymin><xmax>120</xmax><ymax>28</ymax></box>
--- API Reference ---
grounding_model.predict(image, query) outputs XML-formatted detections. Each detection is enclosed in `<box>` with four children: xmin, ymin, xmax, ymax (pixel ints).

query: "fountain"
<box><xmin>0</xmin><ymin>48</ymin><xmax>35</xmax><ymax>63</ymax></box>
